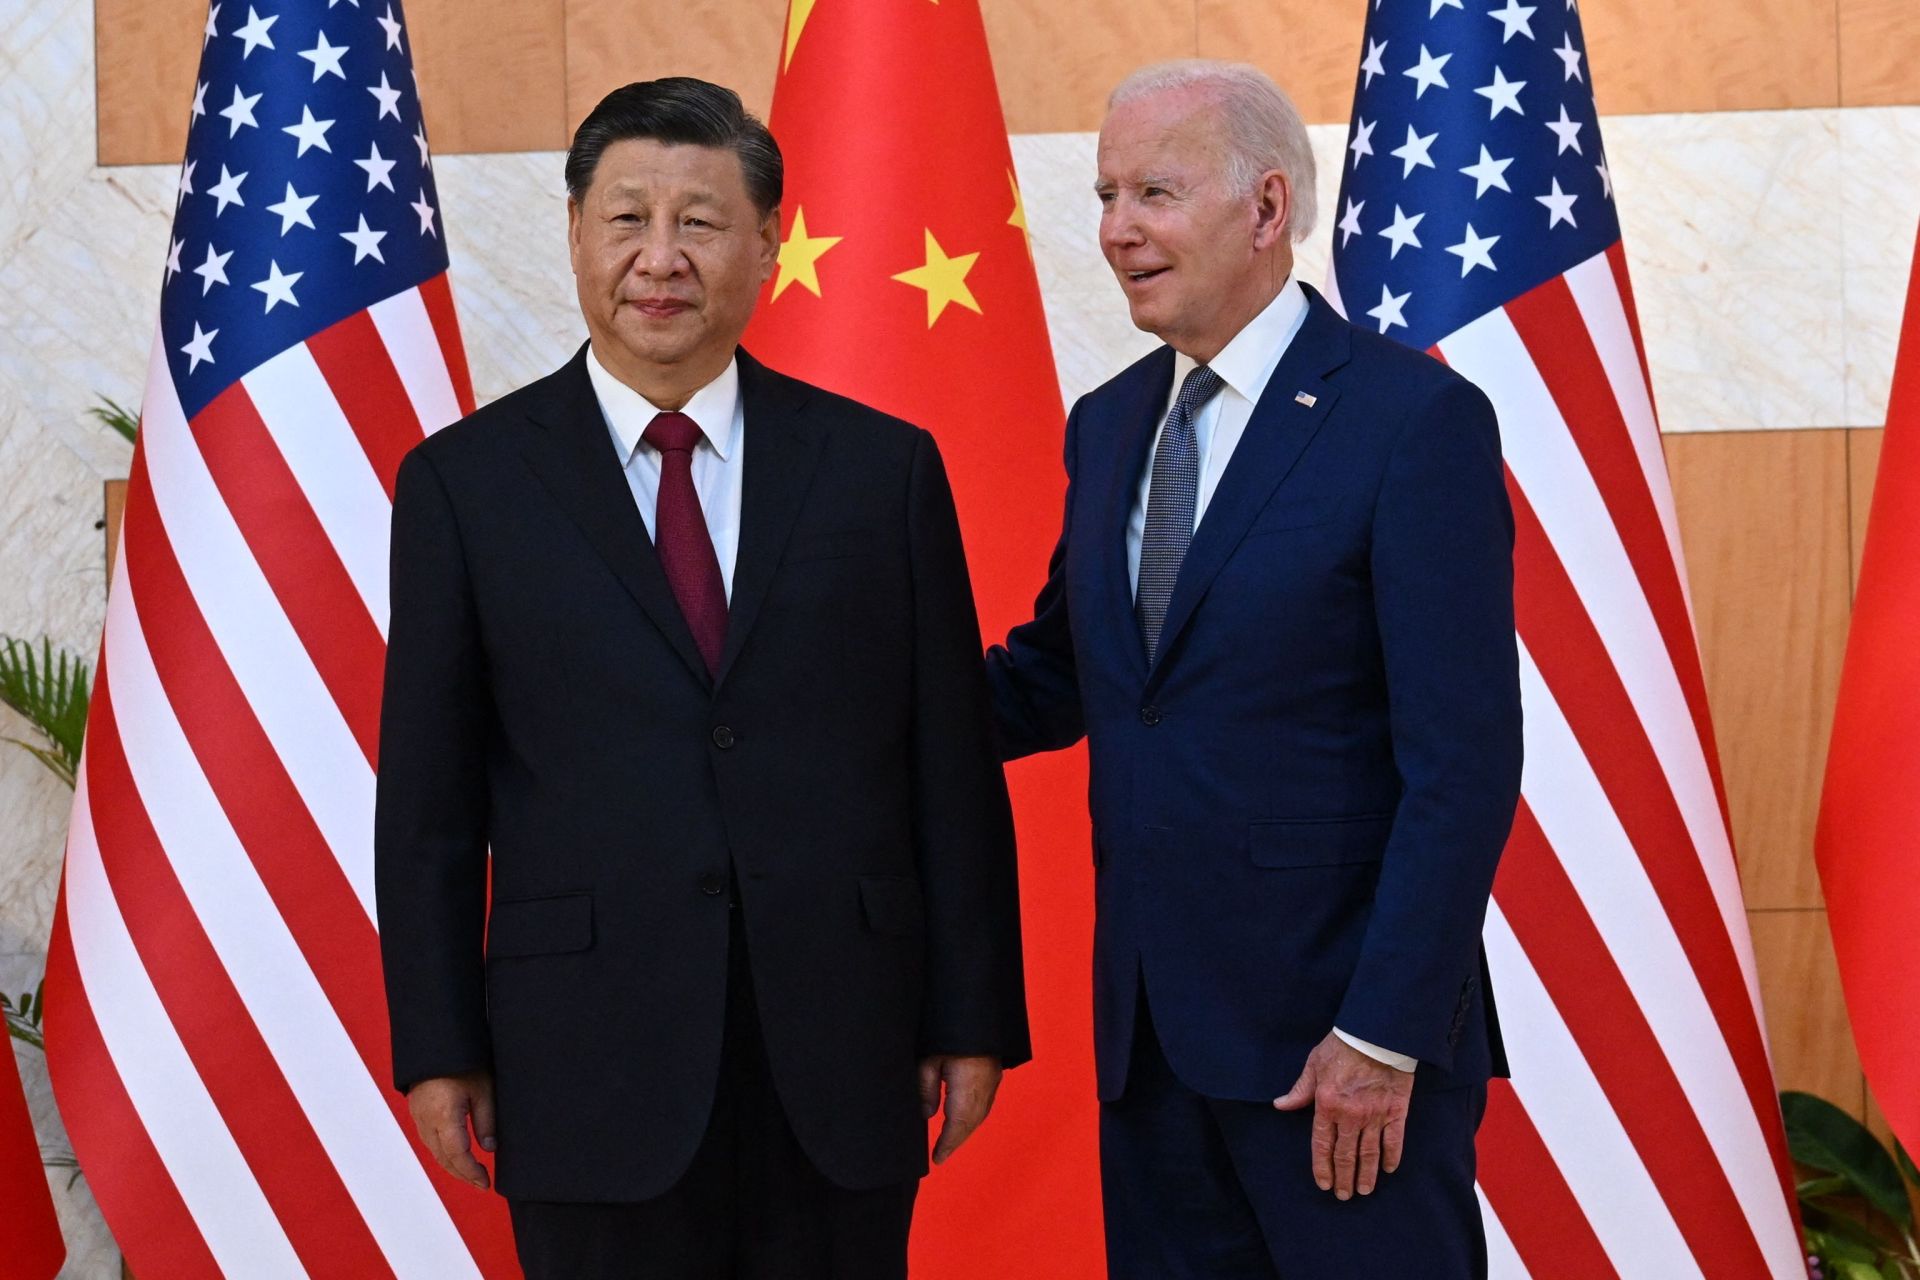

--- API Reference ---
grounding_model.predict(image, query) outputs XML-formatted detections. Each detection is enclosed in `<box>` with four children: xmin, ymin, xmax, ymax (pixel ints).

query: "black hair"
<box><xmin>564</xmin><ymin>77</ymin><xmax>783</xmax><ymax>215</ymax></box>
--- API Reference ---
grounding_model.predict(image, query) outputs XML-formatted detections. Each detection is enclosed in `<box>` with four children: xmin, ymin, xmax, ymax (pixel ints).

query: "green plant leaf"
<box><xmin>1810</xmin><ymin>1224</ymin><xmax>1883</xmax><ymax>1264</ymax></box>
<box><xmin>1806</xmin><ymin>1176</ymin><xmax>1859</xmax><ymax>1199</ymax></box>
<box><xmin>0</xmin><ymin>636</ymin><xmax>89</xmax><ymax>788</ymax></box>
<box><xmin>1898</xmin><ymin>1139</ymin><xmax>1920</xmax><ymax>1189</ymax></box>
<box><xmin>1807</xmin><ymin>1203</ymin><xmax>1897</xmax><ymax>1252</ymax></box>
<box><xmin>1841</xmin><ymin>1262</ymin><xmax>1889</xmax><ymax>1280</ymax></box>
<box><xmin>87</xmin><ymin>394</ymin><xmax>139</xmax><ymax>444</ymax></box>
<box><xmin>1786</xmin><ymin>1091</ymin><xmax>1915</xmax><ymax>1228</ymax></box>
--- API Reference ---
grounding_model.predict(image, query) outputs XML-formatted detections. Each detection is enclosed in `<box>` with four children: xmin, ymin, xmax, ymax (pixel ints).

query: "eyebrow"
<box><xmin>601</xmin><ymin>183</ymin><xmax>725</xmax><ymax>204</ymax></box>
<box><xmin>1093</xmin><ymin>175</ymin><xmax>1177</xmax><ymax>192</ymax></box>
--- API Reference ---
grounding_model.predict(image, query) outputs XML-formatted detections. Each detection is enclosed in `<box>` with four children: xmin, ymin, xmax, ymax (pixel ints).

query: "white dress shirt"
<box><xmin>1125</xmin><ymin>278</ymin><xmax>1418</xmax><ymax>1075</ymax></box>
<box><xmin>586</xmin><ymin>346</ymin><xmax>746</xmax><ymax>601</ymax></box>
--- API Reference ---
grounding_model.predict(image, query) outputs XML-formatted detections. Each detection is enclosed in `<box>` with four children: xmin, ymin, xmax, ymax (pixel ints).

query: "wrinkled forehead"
<box><xmin>583</xmin><ymin>139</ymin><xmax>751</xmax><ymax>205</ymax></box>
<box><xmin>1096</xmin><ymin>90</ymin><xmax>1227</xmax><ymax>184</ymax></box>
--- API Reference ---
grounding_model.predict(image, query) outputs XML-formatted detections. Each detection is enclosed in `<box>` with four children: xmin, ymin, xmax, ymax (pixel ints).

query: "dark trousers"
<box><xmin>509</xmin><ymin>917</ymin><xmax>918</xmax><ymax>1279</ymax></box>
<box><xmin>1100</xmin><ymin>984</ymin><xmax>1487</xmax><ymax>1280</ymax></box>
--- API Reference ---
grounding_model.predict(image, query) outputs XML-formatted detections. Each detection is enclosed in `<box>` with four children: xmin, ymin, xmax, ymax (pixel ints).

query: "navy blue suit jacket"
<box><xmin>987</xmin><ymin>286</ymin><xmax>1522</xmax><ymax>1103</ymax></box>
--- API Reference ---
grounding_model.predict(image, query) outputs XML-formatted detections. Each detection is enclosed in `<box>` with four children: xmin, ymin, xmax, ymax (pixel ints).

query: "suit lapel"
<box><xmin>1146</xmin><ymin>290</ymin><xmax>1354</xmax><ymax>690</ymax></box>
<box><xmin>713</xmin><ymin>349</ymin><xmax>827</xmax><ymax>688</ymax></box>
<box><xmin>1097</xmin><ymin>347</ymin><xmax>1176</xmax><ymax>684</ymax></box>
<box><xmin>520</xmin><ymin>343</ymin><xmax>713</xmax><ymax>688</ymax></box>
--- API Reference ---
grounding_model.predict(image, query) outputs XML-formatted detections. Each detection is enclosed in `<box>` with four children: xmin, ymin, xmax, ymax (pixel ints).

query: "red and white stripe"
<box><xmin>44</xmin><ymin>277</ymin><xmax>519</xmax><ymax>1278</ymax></box>
<box><xmin>1339</xmin><ymin>246</ymin><xmax>1804</xmax><ymax>1277</ymax></box>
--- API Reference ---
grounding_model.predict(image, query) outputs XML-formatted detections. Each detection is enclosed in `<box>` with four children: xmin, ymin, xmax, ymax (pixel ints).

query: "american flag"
<box><xmin>42</xmin><ymin>2</ymin><xmax>519</xmax><ymax>1274</ymax></box>
<box><xmin>1329</xmin><ymin>2</ymin><xmax>1805</xmax><ymax>1276</ymax></box>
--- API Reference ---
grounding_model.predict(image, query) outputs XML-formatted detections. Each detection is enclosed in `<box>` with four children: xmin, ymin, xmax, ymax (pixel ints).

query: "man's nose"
<box><xmin>1100</xmin><ymin>206</ymin><xmax>1143</xmax><ymax>254</ymax></box>
<box><xmin>631</xmin><ymin>226</ymin><xmax>689</xmax><ymax>277</ymax></box>
<box><xmin>1098</xmin><ymin>213</ymin><xmax>1136</xmax><ymax>257</ymax></box>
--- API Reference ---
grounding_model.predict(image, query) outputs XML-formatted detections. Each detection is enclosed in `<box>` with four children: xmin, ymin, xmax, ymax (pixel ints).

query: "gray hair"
<box><xmin>1109</xmin><ymin>60</ymin><xmax>1317</xmax><ymax>244</ymax></box>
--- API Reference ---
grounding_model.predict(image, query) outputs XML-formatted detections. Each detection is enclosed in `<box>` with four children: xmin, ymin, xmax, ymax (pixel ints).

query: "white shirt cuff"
<box><xmin>1334</xmin><ymin>1028</ymin><xmax>1418</xmax><ymax>1073</ymax></box>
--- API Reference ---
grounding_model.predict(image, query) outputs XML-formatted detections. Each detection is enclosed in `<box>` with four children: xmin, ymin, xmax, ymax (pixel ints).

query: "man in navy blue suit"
<box><xmin>987</xmin><ymin>61</ymin><xmax>1523</xmax><ymax>1278</ymax></box>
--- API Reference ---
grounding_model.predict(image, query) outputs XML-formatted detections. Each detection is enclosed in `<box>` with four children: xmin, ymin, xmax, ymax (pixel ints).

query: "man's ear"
<box><xmin>566</xmin><ymin>195</ymin><xmax>582</xmax><ymax>273</ymax></box>
<box><xmin>758</xmin><ymin>204</ymin><xmax>782</xmax><ymax>282</ymax></box>
<box><xmin>1252</xmin><ymin>171</ymin><xmax>1292</xmax><ymax>251</ymax></box>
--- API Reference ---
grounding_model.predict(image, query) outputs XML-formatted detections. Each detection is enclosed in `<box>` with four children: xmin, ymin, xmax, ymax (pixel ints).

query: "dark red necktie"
<box><xmin>642</xmin><ymin>411</ymin><xmax>728</xmax><ymax>675</ymax></box>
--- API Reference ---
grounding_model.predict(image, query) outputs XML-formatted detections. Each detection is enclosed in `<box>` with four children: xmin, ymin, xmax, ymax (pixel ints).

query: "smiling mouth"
<box><xmin>1123</xmin><ymin>268</ymin><xmax>1169</xmax><ymax>284</ymax></box>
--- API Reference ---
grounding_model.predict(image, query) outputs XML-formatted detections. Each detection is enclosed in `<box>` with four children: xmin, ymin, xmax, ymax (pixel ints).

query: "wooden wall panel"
<box><xmin>99</xmin><ymin>0</ymin><xmax>1900</xmax><ymax>157</ymax></box>
<box><xmin>1749</xmin><ymin>909</ymin><xmax>1863</xmax><ymax>1106</ymax></box>
<box><xmin>1195</xmin><ymin>0</ymin><xmax>1363</xmax><ymax>125</ymax></box>
<box><xmin>94</xmin><ymin>0</ymin><xmax>200</xmax><ymax>166</ymax></box>
<box><xmin>1579</xmin><ymin>0</ymin><xmax>1841</xmax><ymax>115</ymax></box>
<box><xmin>564</xmin><ymin>0</ymin><xmax>787</xmax><ymax>135</ymax></box>
<box><xmin>95</xmin><ymin>0</ymin><xmax>567</xmax><ymax>165</ymax></box>
<box><xmin>1839</xmin><ymin>0</ymin><xmax>1920</xmax><ymax>107</ymax></box>
<box><xmin>1665</xmin><ymin>430</ymin><xmax>1850</xmax><ymax>911</ymax></box>
<box><xmin>406</xmin><ymin>0</ymin><xmax>568</xmax><ymax>153</ymax></box>
<box><xmin>979</xmin><ymin>0</ymin><xmax>1196</xmax><ymax>135</ymax></box>
<box><xmin>1849</xmin><ymin>428</ymin><xmax>1885</xmax><ymax>592</ymax></box>
<box><xmin>104</xmin><ymin>480</ymin><xmax>126</xmax><ymax>578</ymax></box>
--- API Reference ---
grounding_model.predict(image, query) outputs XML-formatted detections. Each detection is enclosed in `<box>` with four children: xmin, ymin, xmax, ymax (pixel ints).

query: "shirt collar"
<box><xmin>586</xmin><ymin>345</ymin><xmax>742</xmax><ymax>464</ymax></box>
<box><xmin>1170</xmin><ymin>275</ymin><xmax>1310</xmax><ymax>407</ymax></box>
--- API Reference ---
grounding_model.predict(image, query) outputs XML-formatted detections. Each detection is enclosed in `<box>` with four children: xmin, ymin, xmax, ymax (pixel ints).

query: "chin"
<box><xmin>1126</xmin><ymin>301</ymin><xmax>1169</xmax><ymax>340</ymax></box>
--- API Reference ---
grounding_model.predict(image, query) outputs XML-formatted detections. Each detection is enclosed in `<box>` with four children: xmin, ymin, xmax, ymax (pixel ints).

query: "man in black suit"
<box><xmin>375</xmin><ymin>78</ymin><xmax>1029</xmax><ymax>1279</ymax></box>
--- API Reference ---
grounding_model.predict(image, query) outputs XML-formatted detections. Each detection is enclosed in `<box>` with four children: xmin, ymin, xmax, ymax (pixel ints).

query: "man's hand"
<box><xmin>918</xmin><ymin>1055</ymin><xmax>1003</xmax><ymax>1166</ymax></box>
<box><xmin>408</xmin><ymin>1071</ymin><xmax>496</xmax><ymax>1190</ymax></box>
<box><xmin>1272</xmin><ymin>1032</ymin><xmax>1414</xmax><ymax>1199</ymax></box>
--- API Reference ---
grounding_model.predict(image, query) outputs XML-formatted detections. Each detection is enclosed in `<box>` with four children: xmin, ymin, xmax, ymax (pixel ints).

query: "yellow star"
<box><xmin>891</xmin><ymin>230</ymin><xmax>982</xmax><ymax>327</ymax></box>
<box><xmin>773</xmin><ymin>207</ymin><xmax>841</xmax><ymax>301</ymax></box>
<box><xmin>1007</xmin><ymin>170</ymin><xmax>1031</xmax><ymax>259</ymax></box>
<box><xmin>783</xmin><ymin>0</ymin><xmax>817</xmax><ymax>71</ymax></box>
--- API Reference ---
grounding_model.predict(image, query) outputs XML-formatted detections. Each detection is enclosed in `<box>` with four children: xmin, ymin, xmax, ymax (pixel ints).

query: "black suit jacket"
<box><xmin>375</xmin><ymin>345</ymin><xmax>1029</xmax><ymax>1202</ymax></box>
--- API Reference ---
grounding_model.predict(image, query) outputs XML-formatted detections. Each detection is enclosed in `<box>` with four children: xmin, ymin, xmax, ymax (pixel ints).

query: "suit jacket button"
<box><xmin>699</xmin><ymin>872</ymin><xmax>728</xmax><ymax>896</ymax></box>
<box><xmin>1140</xmin><ymin>705</ymin><xmax>1162</xmax><ymax>727</ymax></box>
<box><xmin>711</xmin><ymin>725</ymin><xmax>736</xmax><ymax>749</ymax></box>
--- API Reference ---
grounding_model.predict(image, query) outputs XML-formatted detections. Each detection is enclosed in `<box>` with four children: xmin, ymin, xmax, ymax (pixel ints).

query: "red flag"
<box><xmin>1</xmin><ymin>1036</ymin><xmax>64</xmax><ymax>1280</ymax></box>
<box><xmin>744</xmin><ymin>2</ymin><xmax>1101</xmax><ymax>1273</ymax></box>
<box><xmin>1817</xmin><ymin>224</ymin><xmax>1920</xmax><ymax>1155</ymax></box>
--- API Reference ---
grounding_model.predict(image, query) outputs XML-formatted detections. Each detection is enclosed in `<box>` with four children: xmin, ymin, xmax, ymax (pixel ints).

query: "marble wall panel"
<box><xmin>6</xmin><ymin>3</ymin><xmax>164</xmax><ymax>1273</ymax></box>
<box><xmin>431</xmin><ymin>151</ymin><xmax>577</xmax><ymax>402</ymax></box>
<box><xmin>1840</xmin><ymin>108</ymin><xmax>1920</xmax><ymax>426</ymax></box>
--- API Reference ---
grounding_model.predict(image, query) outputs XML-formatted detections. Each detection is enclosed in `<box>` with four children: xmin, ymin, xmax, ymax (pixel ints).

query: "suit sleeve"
<box><xmin>1334</xmin><ymin>377</ymin><xmax>1523</xmax><ymax>1070</ymax></box>
<box><xmin>982</xmin><ymin>401</ymin><xmax>1087</xmax><ymax>760</ymax></box>
<box><xmin>375</xmin><ymin>447</ymin><xmax>494</xmax><ymax>1093</ymax></box>
<box><xmin>905</xmin><ymin>429</ymin><xmax>1032</xmax><ymax>1066</ymax></box>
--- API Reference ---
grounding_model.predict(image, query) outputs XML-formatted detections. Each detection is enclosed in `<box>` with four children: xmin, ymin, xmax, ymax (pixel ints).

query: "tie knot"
<box><xmin>643</xmin><ymin>411</ymin><xmax>703</xmax><ymax>456</ymax></box>
<box><xmin>1176</xmin><ymin>365</ymin><xmax>1224</xmax><ymax>415</ymax></box>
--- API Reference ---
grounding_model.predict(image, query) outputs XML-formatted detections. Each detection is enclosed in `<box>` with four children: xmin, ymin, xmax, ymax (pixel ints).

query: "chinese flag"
<box><xmin>1</xmin><ymin>1036</ymin><xmax>64</xmax><ymax>1279</ymax></box>
<box><xmin>742</xmin><ymin>1</ymin><xmax>1103</xmax><ymax>1274</ymax></box>
<box><xmin>1817</xmin><ymin>223</ymin><xmax>1920</xmax><ymax>1155</ymax></box>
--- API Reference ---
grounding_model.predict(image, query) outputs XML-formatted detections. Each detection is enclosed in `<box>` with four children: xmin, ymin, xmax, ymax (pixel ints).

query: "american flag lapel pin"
<box><xmin>1294</xmin><ymin>391</ymin><xmax>1317</xmax><ymax>408</ymax></box>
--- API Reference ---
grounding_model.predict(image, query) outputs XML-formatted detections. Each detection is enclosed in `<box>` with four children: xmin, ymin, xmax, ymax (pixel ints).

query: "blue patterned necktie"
<box><xmin>1137</xmin><ymin>364</ymin><xmax>1225</xmax><ymax>665</ymax></box>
